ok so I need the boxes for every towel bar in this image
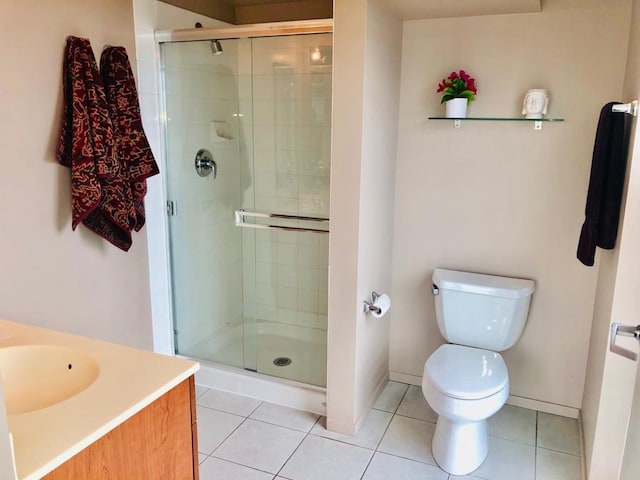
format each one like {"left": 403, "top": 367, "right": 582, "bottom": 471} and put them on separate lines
{"left": 234, "top": 209, "right": 330, "bottom": 234}
{"left": 612, "top": 100, "right": 638, "bottom": 116}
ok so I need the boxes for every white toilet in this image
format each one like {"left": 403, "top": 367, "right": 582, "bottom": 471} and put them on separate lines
{"left": 422, "top": 268, "right": 535, "bottom": 476}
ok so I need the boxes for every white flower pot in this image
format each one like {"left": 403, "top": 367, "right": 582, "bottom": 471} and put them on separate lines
{"left": 445, "top": 98, "right": 468, "bottom": 118}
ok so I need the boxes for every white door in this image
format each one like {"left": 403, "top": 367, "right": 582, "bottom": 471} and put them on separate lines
{"left": 585, "top": 112, "right": 640, "bottom": 479}
{"left": 620, "top": 362, "right": 640, "bottom": 479}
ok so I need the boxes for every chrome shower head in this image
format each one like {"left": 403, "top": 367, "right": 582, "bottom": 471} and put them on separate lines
{"left": 210, "top": 40, "right": 223, "bottom": 55}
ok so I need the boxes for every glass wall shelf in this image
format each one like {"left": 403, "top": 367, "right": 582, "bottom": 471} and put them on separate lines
{"left": 428, "top": 117, "right": 564, "bottom": 130}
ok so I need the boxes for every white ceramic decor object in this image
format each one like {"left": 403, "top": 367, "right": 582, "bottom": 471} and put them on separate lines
{"left": 522, "top": 89, "right": 549, "bottom": 119}
{"left": 445, "top": 98, "right": 468, "bottom": 118}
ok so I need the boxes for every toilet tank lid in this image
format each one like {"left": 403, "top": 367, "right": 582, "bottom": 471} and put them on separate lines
{"left": 433, "top": 268, "right": 535, "bottom": 299}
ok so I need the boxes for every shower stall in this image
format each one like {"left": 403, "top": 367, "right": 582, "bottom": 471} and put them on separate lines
{"left": 159, "top": 26, "right": 332, "bottom": 389}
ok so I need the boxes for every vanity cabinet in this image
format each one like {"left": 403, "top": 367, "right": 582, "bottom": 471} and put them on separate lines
{"left": 43, "top": 376, "right": 199, "bottom": 480}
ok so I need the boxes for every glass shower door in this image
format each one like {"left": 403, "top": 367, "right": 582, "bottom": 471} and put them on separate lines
{"left": 162, "top": 38, "right": 250, "bottom": 368}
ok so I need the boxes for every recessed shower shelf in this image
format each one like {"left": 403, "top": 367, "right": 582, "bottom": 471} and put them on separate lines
{"left": 428, "top": 117, "right": 565, "bottom": 130}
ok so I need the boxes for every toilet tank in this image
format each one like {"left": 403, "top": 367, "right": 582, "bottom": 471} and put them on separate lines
{"left": 432, "top": 269, "right": 535, "bottom": 351}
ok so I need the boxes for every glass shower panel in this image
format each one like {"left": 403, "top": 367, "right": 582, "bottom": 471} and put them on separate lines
{"left": 162, "top": 38, "right": 250, "bottom": 368}
{"left": 244, "top": 34, "right": 332, "bottom": 386}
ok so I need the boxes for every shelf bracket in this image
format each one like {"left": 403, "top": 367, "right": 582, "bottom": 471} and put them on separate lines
{"left": 534, "top": 120, "right": 542, "bottom": 130}
{"left": 454, "top": 119, "right": 462, "bottom": 129}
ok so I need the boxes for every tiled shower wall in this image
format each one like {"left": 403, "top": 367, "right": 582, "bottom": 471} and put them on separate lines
{"left": 241, "top": 34, "right": 332, "bottom": 344}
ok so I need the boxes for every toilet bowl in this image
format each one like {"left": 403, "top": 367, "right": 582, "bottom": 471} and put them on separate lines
{"left": 422, "top": 344, "right": 509, "bottom": 475}
{"left": 423, "top": 269, "right": 535, "bottom": 475}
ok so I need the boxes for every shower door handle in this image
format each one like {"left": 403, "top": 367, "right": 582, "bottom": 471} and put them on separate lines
{"left": 234, "top": 209, "right": 330, "bottom": 233}
{"left": 610, "top": 323, "right": 640, "bottom": 361}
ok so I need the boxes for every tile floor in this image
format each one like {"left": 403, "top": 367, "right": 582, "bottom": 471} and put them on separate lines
{"left": 195, "top": 381, "right": 584, "bottom": 480}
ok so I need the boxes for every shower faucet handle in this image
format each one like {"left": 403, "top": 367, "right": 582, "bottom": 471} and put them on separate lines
{"left": 195, "top": 149, "right": 217, "bottom": 178}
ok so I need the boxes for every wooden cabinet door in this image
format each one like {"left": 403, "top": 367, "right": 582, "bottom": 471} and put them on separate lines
{"left": 45, "top": 376, "right": 197, "bottom": 479}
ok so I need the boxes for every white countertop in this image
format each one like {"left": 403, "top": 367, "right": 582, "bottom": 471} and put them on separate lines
{"left": 0, "top": 319, "right": 199, "bottom": 480}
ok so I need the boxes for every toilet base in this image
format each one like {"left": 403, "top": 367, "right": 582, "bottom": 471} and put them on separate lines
{"left": 432, "top": 416, "right": 489, "bottom": 475}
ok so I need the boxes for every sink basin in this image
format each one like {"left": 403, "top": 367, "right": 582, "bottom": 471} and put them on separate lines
{"left": 0, "top": 345, "right": 99, "bottom": 415}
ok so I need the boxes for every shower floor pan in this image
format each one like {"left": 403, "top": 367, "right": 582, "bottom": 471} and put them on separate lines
{"left": 183, "top": 320, "right": 327, "bottom": 388}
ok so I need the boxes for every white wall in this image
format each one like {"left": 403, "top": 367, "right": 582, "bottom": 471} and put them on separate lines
{"left": 354, "top": 0, "right": 402, "bottom": 421}
{"left": 0, "top": 0, "right": 153, "bottom": 349}
{"left": 390, "top": 0, "right": 631, "bottom": 410}
{"left": 327, "top": 0, "right": 402, "bottom": 434}
{"left": 156, "top": 1, "right": 228, "bottom": 29}
{"left": 326, "top": 0, "right": 366, "bottom": 433}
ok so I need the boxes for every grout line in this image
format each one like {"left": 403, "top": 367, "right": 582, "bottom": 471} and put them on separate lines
{"left": 247, "top": 413, "right": 321, "bottom": 434}
{"left": 373, "top": 412, "right": 395, "bottom": 452}
{"left": 359, "top": 409, "right": 398, "bottom": 480}
{"left": 273, "top": 421, "right": 314, "bottom": 478}
{"left": 199, "top": 398, "right": 257, "bottom": 457}
{"left": 197, "top": 452, "right": 210, "bottom": 466}
{"left": 368, "top": 450, "right": 441, "bottom": 469}
{"left": 488, "top": 432, "right": 537, "bottom": 447}
{"left": 534, "top": 410, "right": 538, "bottom": 479}
{"left": 393, "top": 384, "right": 411, "bottom": 415}
{"left": 196, "top": 402, "right": 253, "bottom": 419}
{"left": 204, "top": 456, "right": 277, "bottom": 477}
{"left": 394, "top": 412, "right": 438, "bottom": 424}
{"left": 247, "top": 399, "right": 264, "bottom": 417}
{"left": 536, "top": 445, "right": 583, "bottom": 458}
{"left": 309, "top": 415, "right": 322, "bottom": 431}
{"left": 358, "top": 450, "right": 377, "bottom": 479}
{"left": 195, "top": 384, "right": 211, "bottom": 399}
{"left": 207, "top": 414, "right": 250, "bottom": 456}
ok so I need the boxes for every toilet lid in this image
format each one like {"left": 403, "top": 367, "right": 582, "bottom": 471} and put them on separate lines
{"left": 425, "top": 344, "right": 508, "bottom": 400}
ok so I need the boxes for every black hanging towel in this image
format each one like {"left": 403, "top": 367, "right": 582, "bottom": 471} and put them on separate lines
{"left": 577, "top": 102, "right": 629, "bottom": 266}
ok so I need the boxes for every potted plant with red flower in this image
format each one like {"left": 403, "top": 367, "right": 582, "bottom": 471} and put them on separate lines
{"left": 437, "top": 70, "right": 477, "bottom": 118}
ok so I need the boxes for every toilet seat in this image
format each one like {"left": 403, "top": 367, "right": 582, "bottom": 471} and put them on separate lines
{"left": 425, "top": 344, "right": 508, "bottom": 400}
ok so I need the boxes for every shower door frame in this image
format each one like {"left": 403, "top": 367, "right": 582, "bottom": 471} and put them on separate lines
{"left": 155, "top": 19, "right": 332, "bottom": 43}
{"left": 152, "top": 19, "right": 333, "bottom": 377}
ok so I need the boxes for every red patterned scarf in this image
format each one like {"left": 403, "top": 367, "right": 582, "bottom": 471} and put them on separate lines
{"left": 56, "top": 36, "right": 134, "bottom": 251}
{"left": 100, "top": 46, "right": 159, "bottom": 232}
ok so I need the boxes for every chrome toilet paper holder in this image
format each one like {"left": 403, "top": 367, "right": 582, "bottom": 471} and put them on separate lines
{"left": 363, "top": 291, "right": 382, "bottom": 314}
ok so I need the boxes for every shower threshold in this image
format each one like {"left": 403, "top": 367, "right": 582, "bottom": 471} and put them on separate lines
{"left": 186, "top": 357, "right": 327, "bottom": 415}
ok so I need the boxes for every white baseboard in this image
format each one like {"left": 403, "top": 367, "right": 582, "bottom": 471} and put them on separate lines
{"left": 389, "top": 371, "right": 422, "bottom": 386}
{"left": 326, "top": 372, "right": 390, "bottom": 436}
{"left": 326, "top": 417, "right": 356, "bottom": 435}
{"left": 389, "top": 371, "right": 580, "bottom": 419}
{"left": 577, "top": 410, "right": 587, "bottom": 480}
{"left": 356, "top": 372, "right": 390, "bottom": 430}
{"left": 506, "top": 394, "right": 579, "bottom": 419}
